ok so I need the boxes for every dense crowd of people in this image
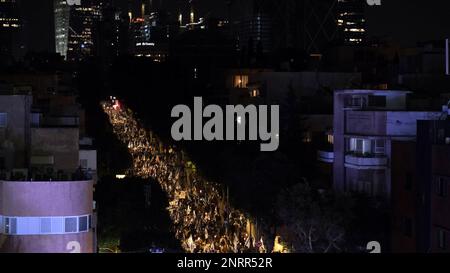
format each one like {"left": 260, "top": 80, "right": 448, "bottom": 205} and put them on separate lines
{"left": 102, "top": 99, "right": 271, "bottom": 253}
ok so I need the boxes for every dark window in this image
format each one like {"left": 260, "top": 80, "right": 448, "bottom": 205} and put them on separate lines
{"left": 368, "top": 95, "right": 387, "bottom": 108}
{"left": 65, "top": 217, "right": 77, "bottom": 233}
{"left": 402, "top": 217, "right": 413, "bottom": 238}
{"left": 5, "top": 217, "right": 9, "bottom": 234}
{"left": 405, "top": 172, "right": 413, "bottom": 191}
{"left": 79, "top": 216, "right": 88, "bottom": 232}
{"left": 437, "top": 178, "right": 448, "bottom": 197}
{"left": 438, "top": 229, "right": 447, "bottom": 250}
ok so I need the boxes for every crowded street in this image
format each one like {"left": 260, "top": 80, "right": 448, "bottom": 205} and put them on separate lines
{"left": 102, "top": 99, "right": 282, "bottom": 253}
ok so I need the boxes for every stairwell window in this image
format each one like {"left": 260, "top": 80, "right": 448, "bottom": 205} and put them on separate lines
{"left": 5, "top": 217, "right": 17, "bottom": 234}
{"left": 78, "top": 216, "right": 88, "bottom": 232}
{"left": 64, "top": 217, "right": 78, "bottom": 233}
{"left": 40, "top": 218, "right": 52, "bottom": 234}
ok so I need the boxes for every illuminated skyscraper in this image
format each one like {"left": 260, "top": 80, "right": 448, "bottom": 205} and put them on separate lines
{"left": 0, "top": 0, "right": 21, "bottom": 58}
{"left": 54, "top": 0, "right": 101, "bottom": 61}
{"left": 337, "top": 0, "right": 366, "bottom": 45}
{"left": 54, "top": 0, "right": 70, "bottom": 59}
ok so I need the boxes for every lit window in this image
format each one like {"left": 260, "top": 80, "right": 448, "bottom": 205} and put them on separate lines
{"left": 250, "top": 89, "right": 260, "bottom": 98}
{"left": 234, "top": 75, "right": 248, "bottom": 88}
{"left": 349, "top": 138, "right": 371, "bottom": 155}
{"left": 327, "top": 134, "right": 334, "bottom": 145}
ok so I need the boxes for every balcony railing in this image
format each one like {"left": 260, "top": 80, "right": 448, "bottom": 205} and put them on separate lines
{"left": 345, "top": 154, "right": 388, "bottom": 170}
{"left": 317, "top": 150, "right": 335, "bottom": 163}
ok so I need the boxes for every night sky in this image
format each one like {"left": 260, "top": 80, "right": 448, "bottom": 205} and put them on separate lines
{"left": 21, "top": 0, "right": 450, "bottom": 52}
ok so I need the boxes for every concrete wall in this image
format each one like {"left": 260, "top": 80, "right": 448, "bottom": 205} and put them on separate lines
{"left": 0, "top": 95, "right": 32, "bottom": 169}
{"left": 0, "top": 180, "right": 94, "bottom": 253}
{"left": 386, "top": 112, "right": 442, "bottom": 136}
{"left": 346, "top": 111, "right": 387, "bottom": 136}
{"left": 31, "top": 128, "right": 79, "bottom": 173}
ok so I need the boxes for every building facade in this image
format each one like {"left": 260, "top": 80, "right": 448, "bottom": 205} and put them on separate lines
{"left": 0, "top": 180, "right": 95, "bottom": 253}
{"left": 391, "top": 119, "right": 450, "bottom": 253}
{"left": 337, "top": 0, "right": 366, "bottom": 45}
{"left": 333, "top": 90, "right": 441, "bottom": 204}
{"left": 0, "top": 0, "right": 21, "bottom": 60}
{"left": 54, "top": 0, "right": 101, "bottom": 61}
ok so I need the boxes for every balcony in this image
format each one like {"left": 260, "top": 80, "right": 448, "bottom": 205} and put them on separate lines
{"left": 317, "top": 150, "right": 334, "bottom": 163}
{"left": 345, "top": 154, "right": 388, "bottom": 170}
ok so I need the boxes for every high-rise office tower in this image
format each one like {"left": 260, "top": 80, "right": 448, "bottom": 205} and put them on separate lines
{"left": 337, "top": 0, "right": 366, "bottom": 45}
{"left": 54, "top": 0, "right": 101, "bottom": 61}
{"left": 0, "top": 0, "right": 22, "bottom": 59}
{"left": 230, "top": 0, "right": 366, "bottom": 55}
{"left": 230, "top": 0, "right": 343, "bottom": 54}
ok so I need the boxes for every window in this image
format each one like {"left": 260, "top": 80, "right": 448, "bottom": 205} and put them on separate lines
{"left": 31, "top": 113, "right": 40, "bottom": 127}
{"left": 250, "top": 89, "right": 260, "bottom": 98}
{"left": 402, "top": 217, "right": 413, "bottom": 238}
{"left": 327, "top": 134, "right": 334, "bottom": 145}
{"left": 345, "top": 95, "right": 366, "bottom": 108}
{"left": 438, "top": 229, "right": 447, "bottom": 250}
{"left": 5, "top": 217, "right": 17, "bottom": 234}
{"left": 88, "top": 215, "right": 92, "bottom": 229}
{"left": 368, "top": 95, "right": 387, "bottom": 108}
{"left": 40, "top": 218, "right": 51, "bottom": 234}
{"left": 80, "top": 159, "right": 88, "bottom": 169}
{"left": 375, "top": 139, "right": 385, "bottom": 155}
{"left": 78, "top": 216, "right": 88, "bottom": 232}
{"left": 437, "top": 178, "right": 448, "bottom": 197}
{"left": 0, "top": 113, "right": 7, "bottom": 128}
{"left": 5, "top": 218, "right": 9, "bottom": 234}
{"left": 405, "top": 172, "right": 413, "bottom": 191}
{"left": 356, "top": 139, "right": 363, "bottom": 152}
{"left": 65, "top": 217, "right": 78, "bottom": 233}
{"left": 1, "top": 215, "right": 90, "bottom": 235}
{"left": 350, "top": 138, "right": 368, "bottom": 154}
{"left": 234, "top": 75, "right": 248, "bottom": 88}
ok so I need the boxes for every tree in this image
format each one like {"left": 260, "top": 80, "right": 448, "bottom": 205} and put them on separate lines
{"left": 275, "top": 182, "right": 354, "bottom": 253}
